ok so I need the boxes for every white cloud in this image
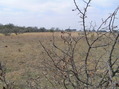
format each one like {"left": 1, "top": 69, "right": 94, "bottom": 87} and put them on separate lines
{"left": 0, "top": 0, "right": 118, "bottom": 29}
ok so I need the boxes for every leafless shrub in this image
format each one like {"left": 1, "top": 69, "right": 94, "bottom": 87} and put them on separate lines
{"left": 40, "top": 0, "right": 119, "bottom": 89}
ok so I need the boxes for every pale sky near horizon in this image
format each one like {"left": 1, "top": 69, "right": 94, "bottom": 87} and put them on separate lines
{"left": 0, "top": 0, "right": 119, "bottom": 30}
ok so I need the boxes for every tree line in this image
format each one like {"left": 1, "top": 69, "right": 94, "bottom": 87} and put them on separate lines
{"left": 0, "top": 23, "right": 111, "bottom": 36}
{"left": 0, "top": 23, "right": 78, "bottom": 36}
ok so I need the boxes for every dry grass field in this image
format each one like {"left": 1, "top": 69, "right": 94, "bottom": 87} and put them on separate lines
{"left": 0, "top": 32, "right": 81, "bottom": 89}
{"left": 0, "top": 32, "right": 52, "bottom": 88}
{"left": 0, "top": 32, "right": 119, "bottom": 89}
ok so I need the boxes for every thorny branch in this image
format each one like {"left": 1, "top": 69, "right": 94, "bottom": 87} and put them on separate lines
{"left": 39, "top": 0, "right": 119, "bottom": 89}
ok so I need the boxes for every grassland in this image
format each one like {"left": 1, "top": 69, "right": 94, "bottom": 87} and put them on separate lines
{"left": 0, "top": 32, "right": 80, "bottom": 89}
{"left": 0, "top": 32, "right": 119, "bottom": 89}
{"left": 0, "top": 32, "right": 54, "bottom": 88}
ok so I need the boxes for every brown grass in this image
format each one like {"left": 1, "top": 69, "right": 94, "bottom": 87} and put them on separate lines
{"left": 0, "top": 32, "right": 118, "bottom": 89}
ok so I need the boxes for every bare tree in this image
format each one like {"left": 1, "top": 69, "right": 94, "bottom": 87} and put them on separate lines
{"left": 40, "top": 0, "right": 119, "bottom": 89}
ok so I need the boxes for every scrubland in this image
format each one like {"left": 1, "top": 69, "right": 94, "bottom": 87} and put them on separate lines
{"left": 0, "top": 32, "right": 119, "bottom": 89}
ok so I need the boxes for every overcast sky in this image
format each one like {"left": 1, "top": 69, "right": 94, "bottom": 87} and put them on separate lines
{"left": 0, "top": 0, "right": 119, "bottom": 30}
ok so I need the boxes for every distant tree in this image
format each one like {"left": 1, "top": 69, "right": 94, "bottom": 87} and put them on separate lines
{"left": 26, "top": 27, "right": 33, "bottom": 32}
{"left": 0, "top": 24, "right": 4, "bottom": 33}
{"left": 2, "top": 28, "right": 12, "bottom": 36}
{"left": 39, "top": 27, "right": 47, "bottom": 32}
{"left": 32, "top": 27, "right": 39, "bottom": 32}
{"left": 4, "top": 23, "right": 14, "bottom": 29}
{"left": 97, "top": 30, "right": 107, "bottom": 32}
{"left": 49, "top": 27, "right": 55, "bottom": 32}
{"left": 12, "top": 27, "right": 20, "bottom": 35}
{"left": 65, "top": 28, "right": 76, "bottom": 32}
{"left": 1, "top": 23, "right": 14, "bottom": 36}
{"left": 55, "top": 27, "right": 61, "bottom": 32}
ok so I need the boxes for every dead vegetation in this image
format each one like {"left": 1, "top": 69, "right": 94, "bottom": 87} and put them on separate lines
{"left": 0, "top": 0, "right": 119, "bottom": 89}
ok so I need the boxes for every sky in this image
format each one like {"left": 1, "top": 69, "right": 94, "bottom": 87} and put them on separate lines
{"left": 0, "top": 0, "right": 119, "bottom": 30}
